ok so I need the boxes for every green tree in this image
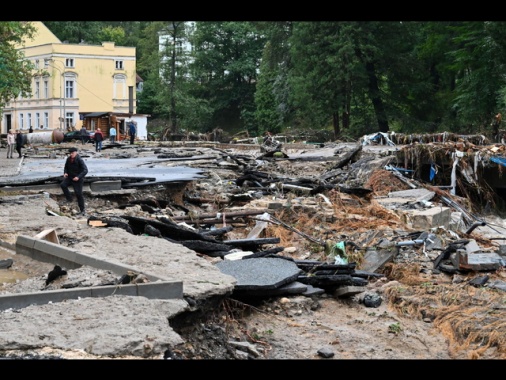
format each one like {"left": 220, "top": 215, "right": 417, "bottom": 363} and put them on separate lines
{"left": 44, "top": 21, "right": 103, "bottom": 44}
{"left": 96, "top": 25, "right": 127, "bottom": 46}
{"left": 254, "top": 22, "right": 294, "bottom": 135}
{"left": 399, "top": 21, "right": 460, "bottom": 133}
{"left": 190, "top": 21, "right": 266, "bottom": 135}
{"left": 288, "top": 22, "right": 368, "bottom": 139}
{"left": 449, "top": 21, "right": 506, "bottom": 137}
{"left": 0, "top": 22, "right": 36, "bottom": 109}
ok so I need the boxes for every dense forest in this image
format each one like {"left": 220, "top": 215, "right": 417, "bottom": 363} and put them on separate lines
{"left": 3, "top": 21, "right": 506, "bottom": 142}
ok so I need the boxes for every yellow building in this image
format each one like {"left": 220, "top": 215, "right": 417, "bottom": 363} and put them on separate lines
{"left": 1, "top": 21, "right": 140, "bottom": 135}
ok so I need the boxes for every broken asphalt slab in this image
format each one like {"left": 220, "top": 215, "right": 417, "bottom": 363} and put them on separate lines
{"left": 216, "top": 257, "right": 301, "bottom": 291}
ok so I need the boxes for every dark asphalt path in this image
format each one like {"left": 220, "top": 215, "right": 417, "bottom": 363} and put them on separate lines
{"left": 0, "top": 152, "right": 205, "bottom": 185}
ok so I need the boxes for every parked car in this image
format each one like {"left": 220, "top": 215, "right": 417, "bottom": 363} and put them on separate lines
{"left": 62, "top": 130, "right": 95, "bottom": 143}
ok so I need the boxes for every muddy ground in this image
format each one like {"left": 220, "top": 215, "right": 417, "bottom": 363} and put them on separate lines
{"left": 0, "top": 142, "right": 505, "bottom": 360}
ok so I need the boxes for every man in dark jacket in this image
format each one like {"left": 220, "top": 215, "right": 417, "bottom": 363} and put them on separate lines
{"left": 80, "top": 126, "right": 88, "bottom": 145}
{"left": 15, "top": 130, "right": 24, "bottom": 158}
{"left": 128, "top": 122, "right": 136, "bottom": 145}
{"left": 60, "top": 147, "right": 88, "bottom": 216}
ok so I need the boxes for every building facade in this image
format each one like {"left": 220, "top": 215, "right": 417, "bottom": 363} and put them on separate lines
{"left": 1, "top": 22, "right": 147, "bottom": 139}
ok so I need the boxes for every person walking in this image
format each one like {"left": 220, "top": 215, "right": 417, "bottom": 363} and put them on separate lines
{"left": 109, "top": 125, "right": 117, "bottom": 143}
{"left": 128, "top": 121, "right": 136, "bottom": 145}
{"left": 60, "top": 147, "right": 88, "bottom": 216}
{"left": 28, "top": 126, "right": 33, "bottom": 133}
{"left": 6, "top": 129, "right": 15, "bottom": 159}
{"left": 94, "top": 128, "right": 104, "bottom": 152}
{"left": 15, "top": 130, "right": 24, "bottom": 158}
{"left": 80, "top": 126, "right": 88, "bottom": 145}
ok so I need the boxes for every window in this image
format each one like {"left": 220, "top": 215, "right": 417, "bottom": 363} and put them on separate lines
{"left": 35, "top": 59, "right": 40, "bottom": 69}
{"left": 115, "top": 60, "right": 124, "bottom": 70}
{"left": 19, "top": 114, "right": 24, "bottom": 130}
{"left": 36, "top": 113, "right": 40, "bottom": 129}
{"left": 175, "top": 40, "right": 183, "bottom": 55}
{"left": 65, "top": 112, "right": 74, "bottom": 129}
{"left": 65, "top": 79, "right": 74, "bottom": 99}
{"left": 113, "top": 74, "right": 126, "bottom": 99}
{"left": 35, "top": 81, "right": 40, "bottom": 99}
{"left": 44, "top": 112, "right": 48, "bottom": 129}
{"left": 65, "top": 58, "right": 74, "bottom": 68}
{"left": 44, "top": 80, "right": 48, "bottom": 98}
{"left": 27, "top": 113, "right": 32, "bottom": 129}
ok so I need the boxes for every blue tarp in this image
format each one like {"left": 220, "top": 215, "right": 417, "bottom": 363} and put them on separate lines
{"left": 490, "top": 156, "right": 506, "bottom": 167}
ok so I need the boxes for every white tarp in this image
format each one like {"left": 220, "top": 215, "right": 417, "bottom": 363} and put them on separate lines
{"left": 361, "top": 132, "right": 396, "bottom": 146}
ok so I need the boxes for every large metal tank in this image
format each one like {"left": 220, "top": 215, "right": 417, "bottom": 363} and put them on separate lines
{"left": 24, "top": 130, "right": 64, "bottom": 145}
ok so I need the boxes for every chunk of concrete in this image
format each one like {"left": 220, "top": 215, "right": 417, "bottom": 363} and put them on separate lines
{"left": 359, "top": 248, "right": 396, "bottom": 273}
{"left": 90, "top": 180, "right": 122, "bottom": 192}
{"left": 216, "top": 257, "right": 301, "bottom": 290}
{"left": 465, "top": 239, "right": 481, "bottom": 254}
{"left": 456, "top": 251, "right": 506, "bottom": 271}
{"left": 403, "top": 207, "right": 451, "bottom": 229}
{"left": 388, "top": 188, "right": 435, "bottom": 200}
{"left": 333, "top": 286, "right": 365, "bottom": 298}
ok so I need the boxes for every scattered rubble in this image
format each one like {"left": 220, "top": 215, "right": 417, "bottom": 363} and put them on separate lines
{"left": 0, "top": 137, "right": 505, "bottom": 359}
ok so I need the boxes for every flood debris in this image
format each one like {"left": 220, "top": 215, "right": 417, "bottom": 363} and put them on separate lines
{"left": 2, "top": 137, "right": 506, "bottom": 359}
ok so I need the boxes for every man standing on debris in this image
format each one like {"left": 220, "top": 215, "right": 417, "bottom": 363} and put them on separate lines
{"left": 80, "top": 126, "right": 88, "bottom": 145}
{"left": 128, "top": 121, "right": 136, "bottom": 145}
{"left": 60, "top": 147, "right": 88, "bottom": 216}
{"left": 109, "top": 125, "right": 117, "bottom": 143}
{"left": 94, "top": 128, "right": 104, "bottom": 152}
{"left": 15, "top": 130, "right": 24, "bottom": 158}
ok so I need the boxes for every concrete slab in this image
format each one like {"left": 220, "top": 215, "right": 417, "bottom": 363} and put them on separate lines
{"left": 359, "top": 248, "right": 396, "bottom": 273}
{"left": 90, "top": 180, "right": 122, "bottom": 192}
{"left": 465, "top": 240, "right": 481, "bottom": 254}
{"left": 216, "top": 257, "right": 301, "bottom": 290}
{"left": 457, "top": 252, "right": 506, "bottom": 271}
{"left": 17, "top": 235, "right": 168, "bottom": 281}
{"left": 0, "top": 281, "right": 184, "bottom": 311}
{"left": 403, "top": 207, "right": 451, "bottom": 229}
{"left": 333, "top": 286, "right": 365, "bottom": 298}
{"left": 10, "top": 235, "right": 184, "bottom": 310}
{"left": 388, "top": 188, "right": 435, "bottom": 199}
{"left": 302, "top": 284, "right": 326, "bottom": 296}
{"left": 32, "top": 239, "right": 80, "bottom": 269}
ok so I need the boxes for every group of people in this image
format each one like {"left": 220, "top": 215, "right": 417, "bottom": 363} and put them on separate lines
{"left": 79, "top": 122, "right": 135, "bottom": 150}
{"left": 5, "top": 122, "right": 137, "bottom": 217}
{"left": 6, "top": 129, "right": 24, "bottom": 159}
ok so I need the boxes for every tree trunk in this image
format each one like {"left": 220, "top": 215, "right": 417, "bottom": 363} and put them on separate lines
{"left": 332, "top": 111, "right": 340, "bottom": 140}
{"left": 365, "top": 61, "right": 389, "bottom": 133}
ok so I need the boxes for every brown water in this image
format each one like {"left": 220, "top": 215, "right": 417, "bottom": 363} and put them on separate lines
{"left": 0, "top": 247, "right": 30, "bottom": 283}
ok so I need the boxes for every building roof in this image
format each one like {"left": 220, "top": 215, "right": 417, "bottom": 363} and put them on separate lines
{"left": 81, "top": 112, "right": 110, "bottom": 118}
